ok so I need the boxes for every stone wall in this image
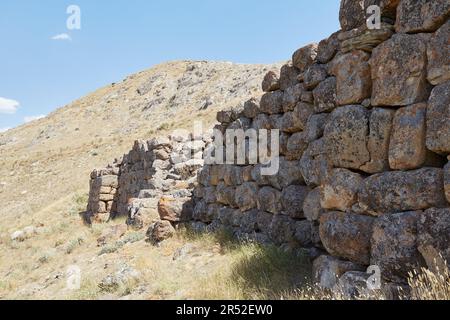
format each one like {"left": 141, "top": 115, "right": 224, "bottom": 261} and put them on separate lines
{"left": 189, "top": 0, "right": 450, "bottom": 295}
{"left": 87, "top": 0, "right": 450, "bottom": 297}
{"left": 86, "top": 134, "right": 210, "bottom": 230}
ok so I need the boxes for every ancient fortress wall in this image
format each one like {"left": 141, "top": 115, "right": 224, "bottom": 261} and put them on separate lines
{"left": 87, "top": 0, "right": 450, "bottom": 296}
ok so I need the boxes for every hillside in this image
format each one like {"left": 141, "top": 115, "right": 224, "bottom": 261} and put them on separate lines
{"left": 0, "top": 61, "right": 279, "bottom": 221}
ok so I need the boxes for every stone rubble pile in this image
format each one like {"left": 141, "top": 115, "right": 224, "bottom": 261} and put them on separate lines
{"left": 86, "top": 0, "right": 449, "bottom": 298}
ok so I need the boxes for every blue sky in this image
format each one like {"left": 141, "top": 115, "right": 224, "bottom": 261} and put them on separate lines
{"left": 0, "top": 1, "right": 340, "bottom": 131}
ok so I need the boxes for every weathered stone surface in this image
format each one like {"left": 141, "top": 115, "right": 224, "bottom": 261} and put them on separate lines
{"left": 389, "top": 103, "right": 427, "bottom": 170}
{"left": 426, "top": 81, "right": 450, "bottom": 154}
{"left": 223, "top": 165, "right": 242, "bottom": 186}
{"left": 317, "top": 31, "right": 340, "bottom": 64}
{"left": 259, "top": 91, "right": 283, "bottom": 115}
{"left": 281, "top": 185, "right": 310, "bottom": 219}
{"left": 304, "top": 64, "right": 328, "bottom": 90}
{"left": 427, "top": 20, "right": 450, "bottom": 85}
{"left": 257, "top": 186, "right": 282, "bottom": 214}
{"left": 243, "top": 97, "right": 261, "bottom": 119}
{"left": 252, "top": 113, "right": 272, "bottom": 131}
{"left": 371, "top": 211, "right": 425, "bottom": 283}
{"left": 445, "top": 162, "right": 450, "bottom": 203}
{"left": 269, "top": 215, "right": 296, "bottom": 245}
{"left": 321, "top": 169, "right": 364, "bottom": 212}
{"left": 370, "top": 34, "right": 431, "bottom": 107}
{"left": 286, "top": 132, "right": 308, "bottom": 161}
{"left": 313, "top": 77, "right": 337, "bottom": 113}
{"left": 339, "top": 23, "right": 394, "bottom": 53}
{"left": 313, "top": 255, "right": 365, "bottom": 289}
{"left": 396, "top": 0, "right": 450, "bottom": 34}
{"left": 330, "top": 51, "right": 372, "bottom": 105}
{"left": 235, "top": 182, "right": 259, "bottom": 212}
{"left": 294, "top": 220, "right": 313, "bottom": 247}
{"left": 158, "top": 196, "right": 193, "bottom": 222}
{"left": 293, "top": 102, "right": 314, "bottom": 130}
{"left": 417, "top": 208, "right": 450, "bottom": 272}
{"left": 147, "top": 220, "right": 175, "bottom": 243}
{"left": 364, "top": 0, "right": 400, "bottom": 19}
{"left": 282, "top": 84, "right": 305, "bottom": 112}
{"left": 339, "top": 0, "right": 366, "bottom": 31}
{"left": 268, "top": 157, "right": 305, "bottom": 190}
{"left": 280, "top": 112, "right": 302, "bottom": 133}
{"left": 262, "top": 71, "right": 280, "bottom": 92}
{"left": 324, "top": 105, "right": 370, "bottom": 170}
{"left": 279, "top": 63, "right": 299, "bottom": 91}
{"left": 216, "top": 182, "right": 237, "bottom": 208}
{"left": 360, "top": 108, "right": 395, "bottom": 173}
{"left": 358, "top": 168, "right": 448, "bottom": 215}
{"left": 303, "top": 188, "right": 325, "bottom": 222}
{"left": 300, "top": 138, "right": 332, "bottom": 187}
{"left": 292, "top": 44, "right": 318, "bottom": 72}
{"left": 320, "top": 211, "right": 375, "bottom": 265}
{"left": 304, "top": 114, "right": 328, "bottom": 143}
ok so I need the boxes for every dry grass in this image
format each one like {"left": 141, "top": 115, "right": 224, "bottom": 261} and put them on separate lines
{"left": 408, "top": 259, "right": 450, "bottom": 300}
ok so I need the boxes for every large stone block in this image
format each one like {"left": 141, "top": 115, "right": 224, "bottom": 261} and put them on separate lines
{"left": 216, "top": 183, "right": 237, "bottom": 208}
{"left": 396, "top": 0, "right": 450, "bottom": 33}
{"left": 294, "top": 220, "right": 313, "bottom": 247}
{"left": 279, "top": 63, "right": 300, "bottom": 91}
{"left": 317, "top": 31, "right": 340, "bottom": 64}
{"left": 313, "top": 77, "right": 337, "bottom": 113}
{"left": 320, "top": 169, "right": 364, "bottom": 212}
{"left": 243, "top": 97, "right": 261, "bottom": 119}
{"left": 259, "top": 91, "right": 283, "bottom": 115}
{"left": 257, "top": 186, "right": 282, "bottom": 214}
{"left": 358, "top": 168, "right": 447, "bottom": 215}
{"left": 282, "top": 83, "right": 305, "bottom": 112}
{"left": 389, "top": 103, "right": 427, "bottom": 170}
{"left": 281, "top": 185, "right": 310, "bottom": 219}
{"left": 292, "top": 43, "right": 318, "bottom": 72}
{"left": 324, "top": 105, "right": 370, "bottom": 170}
{"left": 262, "top": 71, "right": 280, "bottom": 92}
{"left": 286, "top": 132, "right": 308, "bottom": 161}
{"left": 158, "top": 196, "right": 193, "bottom": 222}
{"left": 303, "top": 188, "right": 325, "bottom": 222}
{"left": 426, "top": 81, "right": 450, "bottom": 154}
{"left": 313, "top": 255, "right": 365, "bottom": 289}
{"left": 235, "top": 182, "right": 259, "bottom": 212}
{"left": 339, "top": 0, "right": 366, "bottom": 31}
{"left": 370, "top": 34, "right": 431, "bottom": 107}
{"left": 330, "top": 51, "right": 372, "bottom": 105}
{"left": 299, "top": 138, "right": 332, "bottom": 187}
{"left": 445, "top": 162, "right": 450, "bottom": 203}
{"left": 427, "top": 20, "right": 450, "bottom": 85}
{"left": 267, "top": 157, "right": 305, "bottom": 190}
{"left": 269, "top": 215, "right": 296, "bottom": 245}
{"left": 320, "top": 211, "right": 375, "bottom": 265}
{"left": 339, "top": 23, "right": 394, "bottom": 53}
{"left": 417, "top": 208, "right": 450, "bottom": 272}
{"left": 360, "top": 108, "right": 395, "bottom": 173}
{"left": 371, "top": 211, "right": 425, "bottom": 283}
{"left": 304, "top": 64, "right": 328, "bottom": 90}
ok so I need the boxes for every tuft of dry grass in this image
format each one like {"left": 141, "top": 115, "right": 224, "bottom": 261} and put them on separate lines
{"left": 408, "top": 259, "right": 450, "bottom": 300}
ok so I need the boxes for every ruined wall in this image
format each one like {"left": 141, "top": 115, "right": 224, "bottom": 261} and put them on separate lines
{"left": 87, "top": 0, "right": 450, "bottom": 297}
{"left": 190, "top": 0, "right": 450, "bottom": 294}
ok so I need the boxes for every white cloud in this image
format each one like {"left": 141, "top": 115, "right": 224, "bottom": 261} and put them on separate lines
{"left": 51, "top": 33, "right": 72, "bottom": 41}
{"left": 0, "top": 97, "right": 20, "bottom": 114}
{"left": 0, "top": 127, "right": 10, "bottom": 133}
{"left": 24, "top": 115, "right": 45, "bottom": 123}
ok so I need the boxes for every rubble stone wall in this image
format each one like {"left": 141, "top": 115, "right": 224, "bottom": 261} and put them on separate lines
{"left": 87, "top": 0, "right": 450, "bottom": 296}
